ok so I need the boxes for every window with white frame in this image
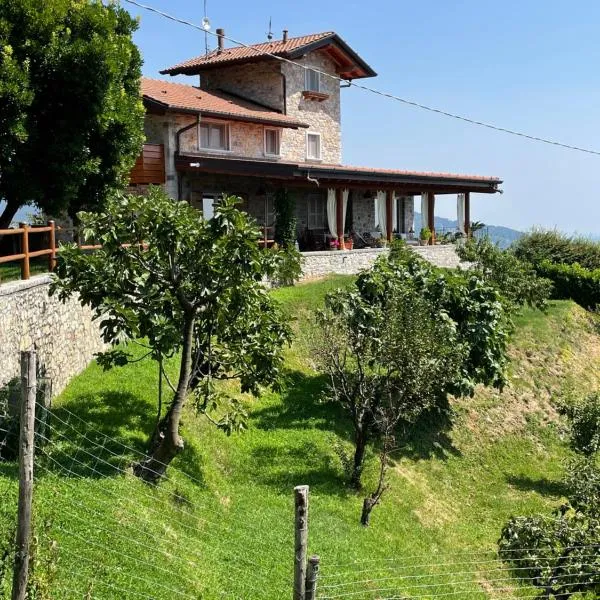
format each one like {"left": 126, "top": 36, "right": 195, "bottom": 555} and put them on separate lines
{"left": 306, "top": 133, "right": 321, "bottom": 160}
{"left": 305, "top": 69, "right": 320, "bottom": 92}
{"left": 264, "top": 128, "right": 281, "bottom": 156}
{"left": 307, "top": 194, "right": 325, "bottom": 229}
{"left": 199, "top": 121, "right": 230, "bottom": 151}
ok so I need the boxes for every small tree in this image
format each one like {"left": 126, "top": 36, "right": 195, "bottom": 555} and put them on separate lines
{"left": 52, "top": 188, "right": 291, "bottom": 481}
{"left": 457, "top": 236, "right": 553, "bottom": 311}
{"left": 317, "top": 285, "right": 465, "bottom": 492}
{"left": 0, "top": 0, "right": 144, "bottom": 228}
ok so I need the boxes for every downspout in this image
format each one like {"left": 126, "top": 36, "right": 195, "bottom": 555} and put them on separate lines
{"left": 176, "top": 115, "right": 200, "bottom": 201}
{"left": 278, "top": 70, "right": 287, "bottom": 115}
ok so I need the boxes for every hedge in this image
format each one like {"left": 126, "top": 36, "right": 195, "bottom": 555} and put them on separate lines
{"left": 537, "top": 260, "right": 600, "bottom": 309}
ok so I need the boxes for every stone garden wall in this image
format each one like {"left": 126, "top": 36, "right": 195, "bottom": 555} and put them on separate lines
{"left": 300, "top": 244, "right": 466, "bottom": 279}
{"left": 0, "top": 276, "right": 105, "bottom": 397}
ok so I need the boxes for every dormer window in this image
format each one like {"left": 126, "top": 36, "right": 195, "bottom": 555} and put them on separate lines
{"left": 305, "top": 69, "right": 320, "bottom": 92}
{"left": 264, "top": 128, "right": 281, "bottom": 156}
{"left": 199, "top": 121, "right": 230, "bottom": 151}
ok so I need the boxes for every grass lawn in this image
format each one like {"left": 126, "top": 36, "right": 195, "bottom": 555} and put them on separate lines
{"left": 0, "top": 258, "right": 50, "bottom": 284}
{"left": 1, "top": 276, "right": 599, "bottom": 599}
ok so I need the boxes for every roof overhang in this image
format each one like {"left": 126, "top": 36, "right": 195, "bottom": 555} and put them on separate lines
{"left": 143, "top": 97, "right": 309, "bottom": 129}
{"left": 174, "top": 154, "right": 502, "bottom": 194}
{"left": 161, "top": 33, "right": 376, "bottom": 80}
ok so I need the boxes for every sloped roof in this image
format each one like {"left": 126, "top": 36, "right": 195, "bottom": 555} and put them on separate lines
{"left": 160, "top": 31, "right": 377, "bottom": 79}
{"left": 141, "top": 78, "right": 308, "bottom": 128}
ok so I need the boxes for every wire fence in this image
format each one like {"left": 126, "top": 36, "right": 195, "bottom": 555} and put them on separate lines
{"left": 2, "top": 356, "right": 600, "bottom": 599}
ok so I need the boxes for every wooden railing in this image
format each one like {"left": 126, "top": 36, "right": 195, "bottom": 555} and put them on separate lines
{"left": 0, "top": 222, "right": 56, "bottom": 281}
{"left": 129, "top": 144, "right": 166, "bottom": 185}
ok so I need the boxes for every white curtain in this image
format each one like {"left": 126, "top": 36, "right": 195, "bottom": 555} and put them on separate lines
{"left": 326, "top": 188, "right": 337, "bottom": 237}
{"left": 342, "top": 189, "right": 349, "bottom": 234}
{"left": 392, "top": 195, "right": 398, "bottom": 232}
{"left": 421, "top": 193, "right": 429, "bottom": 232}
{"left": 457, "top": 193, "right": 465, "bottom": 233}
{"left": 376, "top": 190, "right": 387, "bottom": 234}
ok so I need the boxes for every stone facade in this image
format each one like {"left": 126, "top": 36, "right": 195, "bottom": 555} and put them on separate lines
{"left": 200, "top": 62, "right": 284, "bottom": 112}
{"left": 0, "top": 276, "right": 105, "bottom": 397}
{"left": 280, "top": 53, "right": 342, "bottom": 164}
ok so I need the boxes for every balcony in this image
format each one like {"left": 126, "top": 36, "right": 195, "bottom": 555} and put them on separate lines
{"left": 129, "top": 144, "right": 166, "bottom": 185}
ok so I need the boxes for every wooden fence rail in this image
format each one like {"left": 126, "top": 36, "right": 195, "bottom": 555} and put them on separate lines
{"left": 0, "top": 222, "right": 56, "bottom": 281}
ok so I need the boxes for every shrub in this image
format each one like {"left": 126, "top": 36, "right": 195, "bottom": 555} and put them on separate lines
{"left": 513, "top": 230, "right": 600, "bottom": 270}
{"left": 273, "top": 189, "right": 297, "bottom": 248}
{"left": 560, "top": 391, "right": 600, "bottom": 457}
{"left": 537, "top": 260, "right": 600, "bottom": 309}
{"left": 457, "top": 237, "right": 552, "bottom": 311}
{"left": 273, "top": 245, "right": 303, "bottom": 287}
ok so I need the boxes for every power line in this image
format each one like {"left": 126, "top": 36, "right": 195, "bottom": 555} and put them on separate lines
{"left": 121, "top": 0, "right": 600, "bottom": 157}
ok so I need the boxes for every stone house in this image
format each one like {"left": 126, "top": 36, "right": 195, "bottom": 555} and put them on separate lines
{"left": 130, "top": 30, "right": 501, "bottom": 252}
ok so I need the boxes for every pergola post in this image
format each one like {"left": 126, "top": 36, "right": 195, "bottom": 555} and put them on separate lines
{"left": 427, "top": 193, "right": 435, "bottom": 245}
{"left": 464, "top": 191, "right": 471, "bottom": 237}
{"left": 336, "top": 188, "right": 344, "bottom": 249}
{"left": 385, "top": 190, "right": 393, "bottom": 242}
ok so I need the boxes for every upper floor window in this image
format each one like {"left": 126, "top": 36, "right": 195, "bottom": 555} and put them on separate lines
{"left": 199, "top": 121, "right": 230, "bottom": 151}
{"left": 264, "top": 128, "right": 281, "bottom": 156}
{"left": 306, "top": 132, "right": 322, "bottom": 160}
{"left": 305, "top": 69, "right": 320, "bottom": 92}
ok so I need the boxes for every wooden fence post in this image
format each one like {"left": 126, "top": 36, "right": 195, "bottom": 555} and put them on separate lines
{"left": 47, "top": 221, "right": 56, "bottom": 272}
{"left": 12, "top": 350, "right": 37, "bottom": 600}
{"left": 305, "top": 555, "right": 320, "bottom": 600}
{"left": 293, "top": 485, "right": 309, "bottom": 600}
{"left": 19, "top": 224, "right": 30, "bottom": 281}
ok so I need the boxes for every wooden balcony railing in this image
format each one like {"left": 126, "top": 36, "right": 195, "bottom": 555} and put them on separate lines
{"left": 129, "top": 143, "right": 166, "bottom": 185}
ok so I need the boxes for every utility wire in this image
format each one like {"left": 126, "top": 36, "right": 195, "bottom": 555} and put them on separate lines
{"left": 121, "top": 0, "right": 600, "bottom": 157}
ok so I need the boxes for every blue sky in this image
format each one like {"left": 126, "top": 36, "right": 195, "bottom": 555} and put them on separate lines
{"left": 20, "top": 0, "right": 600, "bottom": 232}
{"left": 123, "top": 0, "right": 600, "bottom": 233}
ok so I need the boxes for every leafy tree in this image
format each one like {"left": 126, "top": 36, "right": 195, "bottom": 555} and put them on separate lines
{"left": 273, "top": 189, "right": 297, "bottom": 248}
{"left": 317, "top": 282, "right": 465, "bottom": 492}
{"left": 457, "top": 237, "right": 552, "bottom": 311}
{"left": 0, "top": 0, "right": 144, "bottom": 228}
{"left": 316, "top": 243, "right": 510, "bottom": 500}
{"left": 52, "top": 188, "right": 291, "bottom": 481}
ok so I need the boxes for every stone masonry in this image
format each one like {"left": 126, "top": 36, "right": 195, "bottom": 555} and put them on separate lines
{"left": 0, "top": 276, "right": 105, "bottom": 397}
{"left": 300, "top": 244, "right": 467, "bottom": 279}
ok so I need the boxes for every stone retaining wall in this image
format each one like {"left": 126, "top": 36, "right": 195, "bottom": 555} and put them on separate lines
{"left": 0, "top": 276, "right": 105, "bottom": 397}
{"left": 300, "top": 244, "right": 466, "bottom": 279}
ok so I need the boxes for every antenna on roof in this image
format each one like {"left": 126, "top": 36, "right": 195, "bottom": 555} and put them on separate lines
{"left": 202, "top": 0, "right": 210, "bottom": 55}
{"left": 267, "top": 17, "right": 273, "bottom": 41}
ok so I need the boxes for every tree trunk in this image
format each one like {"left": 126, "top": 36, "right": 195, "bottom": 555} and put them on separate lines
{"left": 0, "top": 198, "right": 21, "bottom": 231}
{"left": 360, "top": 497, "right": 375, "bottom": 526}
{"left": 350, "top": 429, "right": 367, "bottom": 490}
{"left": 134, "top": 313, "right": 195, "bottom": 482}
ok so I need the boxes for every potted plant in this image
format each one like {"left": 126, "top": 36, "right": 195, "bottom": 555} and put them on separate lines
{"left": 344, "top": 235, "right": 354, "bottom": 250}
{"left": 419, "top": 227, "right": 432, "bottom": 246}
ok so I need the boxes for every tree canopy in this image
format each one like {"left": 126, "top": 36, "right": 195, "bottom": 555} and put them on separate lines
{"left": 0, "top": 0, "right": 144, "bottom": 228}
{"left": 52, "top": 188, "right": 292, "bottom": 481}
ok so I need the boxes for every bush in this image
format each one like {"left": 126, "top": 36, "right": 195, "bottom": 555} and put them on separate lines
{"left": 537, "top": 260, "right": 600, "bottom": 309}
{"left": 273, "top": 245, "right": 303, "bottom": 287}
{"left": 560, "top": 391, "right": 600, "bottom": 457}
{"left": 513, "top": 230, "right": 600, "bottom": 270}
{"left": 358, "top": 245, "right": 511, "bottom": 394}
{"left": 457, "top": 237, "right": 552, "bottom": 311}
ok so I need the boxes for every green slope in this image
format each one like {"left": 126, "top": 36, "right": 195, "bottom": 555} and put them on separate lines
{"left": 1, "top": 277, "right": 599, "bottom": 599}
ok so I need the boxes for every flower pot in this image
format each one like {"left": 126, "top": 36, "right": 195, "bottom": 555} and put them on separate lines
{"left": 344, "top": 239, "right": 354, "bottom": 250}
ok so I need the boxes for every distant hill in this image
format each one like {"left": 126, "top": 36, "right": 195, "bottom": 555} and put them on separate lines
{"left": 414, "top": 212, "right": 523, "bottom": 248}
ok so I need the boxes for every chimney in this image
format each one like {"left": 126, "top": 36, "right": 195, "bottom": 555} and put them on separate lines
{"left": 282, "top": 29, "right": 289, "bottom": 42}
{"left": 216, "top": 28, "right": 225, "bottom": 53}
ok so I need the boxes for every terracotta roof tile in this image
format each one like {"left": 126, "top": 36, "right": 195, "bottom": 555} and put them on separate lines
{"left": 161, "top": 32, "right": 335, "bottom": 73}
{"left": 141, "top": 77, "right": 308, "bottom": 128}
